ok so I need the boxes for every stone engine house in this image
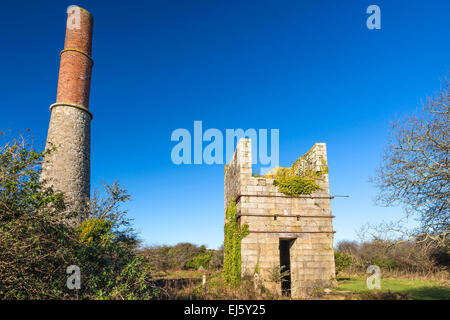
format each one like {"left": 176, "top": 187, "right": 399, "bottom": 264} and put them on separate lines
{"left": 224, "top": 139, "right": 336, "bottom": 298}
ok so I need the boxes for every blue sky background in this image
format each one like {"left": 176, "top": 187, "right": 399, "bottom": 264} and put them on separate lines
{"left": 1, "top": 0, "right": 449, "bottom": 249}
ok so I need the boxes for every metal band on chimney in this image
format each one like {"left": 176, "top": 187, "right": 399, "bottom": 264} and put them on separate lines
{"left": 60, "top": 48, "right": 94, "bottom": 66}
{"left": 50, "top": 102, "right": 93, "bottom": 120}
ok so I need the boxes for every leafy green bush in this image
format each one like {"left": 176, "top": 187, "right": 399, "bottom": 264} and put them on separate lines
{"left": 209, "top": 245, "right": 224, "bottom": 269}
{"left": 374, "top": 258, "right": 397, "bottom": 270}
{"left": 167, "top": 243, "right": 207, "bottom": 269}
{"left": 77, "top": 218, "right": 114, "bottom": 246}
{"left": 334, "top": 250, "right": 352, "bottom": 276}
{"left": 185, "top": 251, "right": 213, "bottom": 270}
{"left": 141, "top": 243, "right": 223, "bottom": 271}
{"left": 0, "top": 136, "right": 156, "bottom": 300}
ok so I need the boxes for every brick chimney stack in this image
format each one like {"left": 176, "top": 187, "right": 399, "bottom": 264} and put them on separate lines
{"left": 41, "top": 6, "right": 94, "bottom": 223}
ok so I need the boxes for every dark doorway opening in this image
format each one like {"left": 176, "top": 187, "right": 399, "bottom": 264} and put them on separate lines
{"left": 279, "top": 239, "right": 295, "bottom": 297}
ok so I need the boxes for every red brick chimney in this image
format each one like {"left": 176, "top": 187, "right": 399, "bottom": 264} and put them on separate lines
{"left": 55, "top": 5, "right": 93, "bottom": 115}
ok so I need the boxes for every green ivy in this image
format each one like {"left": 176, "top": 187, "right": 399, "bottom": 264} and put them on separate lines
{"left": 273, "top": 176, "right": 320, "bottom": 196}
{"left": 254, "top": 247, "right": 261, "bottom": 274}
{"left": 271, "top": 157, "right": 328, "bottom": 196}
{"left": 223, "top": 199, "right": 249, "bottom": 287}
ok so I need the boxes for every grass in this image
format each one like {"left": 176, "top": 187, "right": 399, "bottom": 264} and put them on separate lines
{"left": 335, "top": 276, "right": 450, "bottom": 300}
{"left": 150, "top": 269, "right": 450, "bottom": 300}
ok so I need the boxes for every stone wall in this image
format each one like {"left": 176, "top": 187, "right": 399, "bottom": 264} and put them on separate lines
{"left": 224, "top": 139, "right": 251, "bottom": 214}
{"left": 224, "top": 138, "right": 336, "bottom": 298}
{"left": 41, "top": 106, "right": 91, "bottom": 222}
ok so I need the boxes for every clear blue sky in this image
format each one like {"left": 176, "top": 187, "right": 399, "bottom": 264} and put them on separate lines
{"left": 1, "top": 1, "right": 449, "bottom": 249}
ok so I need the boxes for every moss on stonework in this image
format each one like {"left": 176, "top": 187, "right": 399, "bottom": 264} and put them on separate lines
{"left": 223, "top": 199, "right": 249, "bottom": 287}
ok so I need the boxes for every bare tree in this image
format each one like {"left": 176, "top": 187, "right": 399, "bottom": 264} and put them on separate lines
{"left": 373, "top": 75, "right": 449, "bottom": 246}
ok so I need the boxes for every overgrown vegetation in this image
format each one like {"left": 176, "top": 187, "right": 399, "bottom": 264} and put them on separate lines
{"left": 157, "top": 272, "right": 281, "bottom": 300}
{"left": 223, "top": 199, "right": 249, "bottom": 287}
{"left": 185, "top": 251, "right": 213, "bottom": 270}
{"left": 1, "top": 122, "right": 446, "bottom": 300}
{"left": 334, "top": 250, "right": 352, "bottom": 276}
{"left": 268, "top": 265, "right": 290, "bottom": 284}
{"left": 268, "top": 154, "right": 328, "bottom": 196}
{"left": 140, "top": 243, "right": 223, "bottom": 272}
{"left": 335, "top": 239, "right": 450, "bottom": 276}
{"left": 273, "top": 177, "right": 320, "bottom": 196}
{"left": 0, "top": 136, "right": 155, "bottom": 299}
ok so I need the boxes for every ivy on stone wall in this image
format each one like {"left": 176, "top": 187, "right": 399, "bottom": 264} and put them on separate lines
{"left": 270, "top": 157, "right": 328, "bottom": 196}
{"left": 273, "top": 176, "right": 320, "bottom": 196}
{"left": 223, "top": 199, "right": 249, "bottom": 287}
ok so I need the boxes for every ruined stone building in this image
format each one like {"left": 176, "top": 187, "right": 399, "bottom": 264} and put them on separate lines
{"left": 224, "top": 139, "right": 336, "bottom": 298}
{"left": 40, "top": 6, "right": 94, "bottom": 222}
